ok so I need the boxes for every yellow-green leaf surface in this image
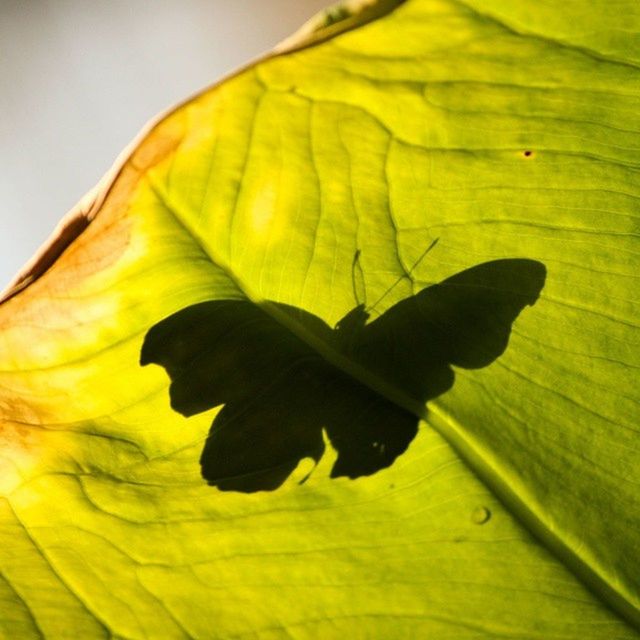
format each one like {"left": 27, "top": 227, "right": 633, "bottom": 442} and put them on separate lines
{"left": 1, "top": 0, "right": 639, "bottom": 637}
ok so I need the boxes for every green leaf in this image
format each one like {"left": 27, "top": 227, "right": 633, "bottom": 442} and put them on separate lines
{"left": 1, "top": 0, "right": 639, "bottom": 637}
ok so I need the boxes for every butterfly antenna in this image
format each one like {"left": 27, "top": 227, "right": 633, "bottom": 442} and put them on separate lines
{"left": 366, "top": 237, "right": 439, "bottom": 313}
{"left": 351, "top": 249, "right": 362, "bottom": 306}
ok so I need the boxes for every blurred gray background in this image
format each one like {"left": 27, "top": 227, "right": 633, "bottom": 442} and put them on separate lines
{"left": 0, "top": 0, "right": 330, "bottom": 289}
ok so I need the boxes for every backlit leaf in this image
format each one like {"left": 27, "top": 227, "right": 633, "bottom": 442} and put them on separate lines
{"left": 1, "top": 1, "right": 639, "bottom": 637}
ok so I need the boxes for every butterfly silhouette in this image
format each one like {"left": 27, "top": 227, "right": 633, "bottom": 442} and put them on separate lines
{"left": 140, "top": 258, "right": 545, "bottom": 492}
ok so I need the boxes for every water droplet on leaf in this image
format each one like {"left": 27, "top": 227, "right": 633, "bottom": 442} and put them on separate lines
{"left": 472, "top": 506, "right": 491, "bottom": 525}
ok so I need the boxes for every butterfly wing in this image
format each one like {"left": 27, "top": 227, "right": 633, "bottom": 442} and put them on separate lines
{"left": 351, "top": 258, "right": 546, "bottom": 403}
{"left": 141, "top": 299, "right": 334, "bottom": 490}
{"left": 141, "top": 300, "right": 333, "bottom": 414}
{"left": 323, "top": 372, "right": 418, "bottom": 479}
{"left": 200, "top": 360, "right": 329, "bottom": 491}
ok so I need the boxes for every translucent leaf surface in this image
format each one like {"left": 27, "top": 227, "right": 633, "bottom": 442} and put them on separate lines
{"left": 1, "top": 1, "right": 639, "bottom": 637}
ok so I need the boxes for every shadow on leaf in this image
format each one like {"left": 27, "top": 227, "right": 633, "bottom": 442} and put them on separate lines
{"left": 140, "top": 259, "right": 545, "bottom": 492}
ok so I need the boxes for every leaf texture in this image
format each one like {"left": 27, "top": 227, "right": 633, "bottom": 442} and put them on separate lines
{"left": 0, "top": 0, "right": 639, "bottom": 637}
